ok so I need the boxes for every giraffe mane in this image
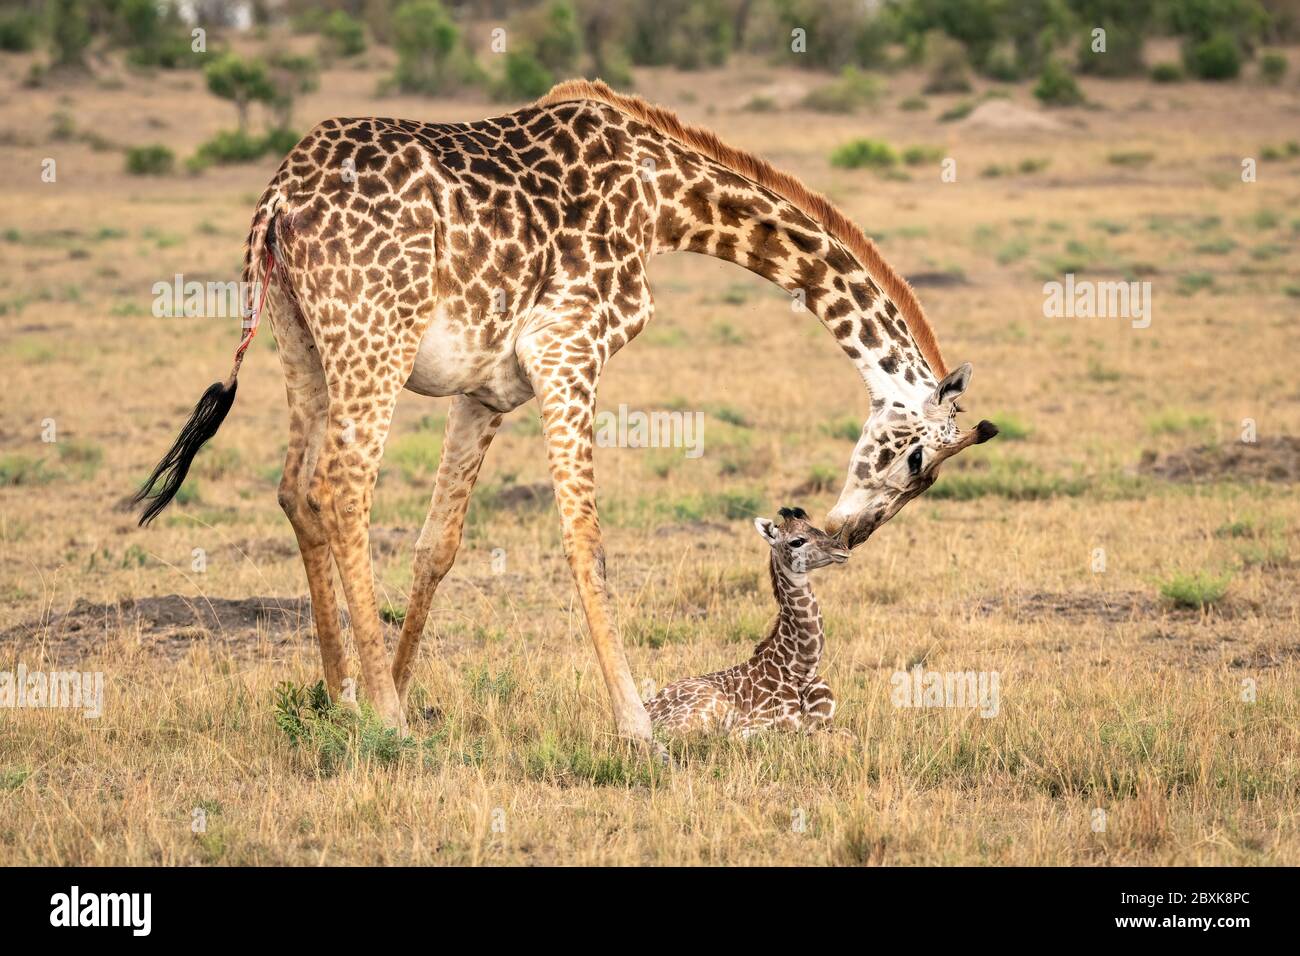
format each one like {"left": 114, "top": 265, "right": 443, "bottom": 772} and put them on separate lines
{"left": 536, "top": 78, "right": 948, "bottom": 377}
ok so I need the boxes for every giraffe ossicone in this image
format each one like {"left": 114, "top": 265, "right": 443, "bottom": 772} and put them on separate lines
{"left": 131, "top": 80, "right": 996, "bottom": 738}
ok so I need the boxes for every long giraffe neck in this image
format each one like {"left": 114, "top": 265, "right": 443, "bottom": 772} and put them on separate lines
{"left": 751, "top": 553, "right": 824, "bottom": 682}
{"left": 648, "top": 143, "right": 939, "bottom": 406}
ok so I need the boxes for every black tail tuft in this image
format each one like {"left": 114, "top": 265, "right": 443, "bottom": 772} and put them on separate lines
{"left": 133, "top": 380, "right": 237, "bottom": 526}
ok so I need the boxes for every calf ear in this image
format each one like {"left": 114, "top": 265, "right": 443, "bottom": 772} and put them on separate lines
{"left": 753, "top": 517, "right": 781, "bottom": 545}
{"left": 930, "top": 362, "right": 972, "bottom": 408}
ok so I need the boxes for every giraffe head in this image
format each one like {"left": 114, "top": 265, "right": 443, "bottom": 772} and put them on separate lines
{"left": 754, "top": 507, "right": 850, "bottom": 573}
{"left": 826, "top": 363, "right": 998, "bottom": 549}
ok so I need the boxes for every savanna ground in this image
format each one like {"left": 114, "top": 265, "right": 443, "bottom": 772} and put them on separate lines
{"left": 1, "top": 38, "right": 1299, "bottom": 866}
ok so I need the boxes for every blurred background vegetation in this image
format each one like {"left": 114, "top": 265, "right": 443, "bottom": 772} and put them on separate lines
{"left": 2, "top": 0, "right": 1297, "bottom": 173}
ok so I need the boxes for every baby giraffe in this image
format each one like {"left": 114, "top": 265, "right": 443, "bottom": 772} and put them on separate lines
{"left": 646, "top": 507, "right": 850, "bottom": 737}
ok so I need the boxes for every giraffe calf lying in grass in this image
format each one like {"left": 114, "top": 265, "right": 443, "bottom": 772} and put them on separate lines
{"left": 646, "top": 508, "right": 850, "bottom": 737}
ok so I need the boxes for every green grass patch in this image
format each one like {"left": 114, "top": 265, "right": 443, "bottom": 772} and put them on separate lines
{"left": 1146, "top": 409, "right": 1212, "bottom": 436}
{"left": 1158, "top": 571, "right": 1231, "bottom": 610}
{"left": 272, "top": 680, "right": 414, "bottom": 776}
{"left": 0, "top": 455, "right": 55, "bottom": 486}
{"left": 929, "top": 457, "right": 1086, "bottom": 501}
{"left": 990, "top": 414, "right": 1031, "bottom": 441}
{"left": 1108, "top": 150, "right": 1154, "bottom": 168}
{"left": 385, "top": 432, "right": 441, "bottom": 483}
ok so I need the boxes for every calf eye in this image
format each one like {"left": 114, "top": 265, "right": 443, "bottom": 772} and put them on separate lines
{"left": 907, "top": 447, "right": 923, "bottom": 475}
{"left": 788, "top": 537, "right": 807, "bottom": 548}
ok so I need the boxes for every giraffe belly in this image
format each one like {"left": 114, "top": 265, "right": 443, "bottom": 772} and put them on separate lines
{"left": 404, "top": 305, "right": 534, "bottom": 411}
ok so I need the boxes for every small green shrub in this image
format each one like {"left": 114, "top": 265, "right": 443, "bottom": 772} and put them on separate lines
{"left": 392, "top": 0, "right": 480, "bottom": 95}
{"left": 1258, "top": 51, "right": 1287, "bottom": 84}
{"left": 902, "top": 144, "right": 944, "bottom": 167}
{"left": 923, "top": 34, "right": 972, "bottom": 93}
{"left": 322, "top": 10, "right": 366, "bottom": 58}
{"left": 261, "top": 127, "right": 301, "bottom": 158}
{"left": 938, "top": 101, "right": 974, "bottom": 122}
{"left": 830, "top": 138, "right": 898, "bottom": 171}
{"left": 1077, "top": 24, "right": 1145, "bottom": 77}
{"left": 0, "top": 11, "right": 38, "bottom": 51}
{"left": 1159, "top": 571, "right": 1231, "bottom": 609}
{"left": 1034, "top": 60, "right": 1084, "bottom": 107}
{"left": 1108, "top": 150, "right": 1154, "bottom": 168}
{"left": 1150, "top": 61, "right": 1185, "bottom": 82}
{"left": 495, "top": 49, "right": 554, "bottom": 100}
{"left": 801, "top": 67, "right": 882, "bottom": 113}
{"left": 125, "top": 144, "right": 174, "bottom": 176}
{"left": 1184, "top": 32, "right": 1242, "bottom": 80}
{"left": 273, "top": 680, "right": 414, "bottom": 776}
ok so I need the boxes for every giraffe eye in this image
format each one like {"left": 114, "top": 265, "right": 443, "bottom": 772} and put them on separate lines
{"left": 788, "top": 537, "right": 807, "bottom": 548}
{"left": 908, "top": 447, "right": 924, "bottom": 475}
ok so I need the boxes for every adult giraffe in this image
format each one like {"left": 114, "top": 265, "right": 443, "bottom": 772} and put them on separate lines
{"left": 134, "top": 79, "right": 997, "bottom": 741}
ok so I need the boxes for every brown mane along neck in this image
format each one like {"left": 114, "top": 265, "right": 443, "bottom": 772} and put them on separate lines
{"left": 536, "top": 78, "right": 948, "bottom": 378}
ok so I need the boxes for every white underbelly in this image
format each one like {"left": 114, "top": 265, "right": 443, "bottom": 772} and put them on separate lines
{"left": 403, "top": 304, "right": 533, "bottom": 411}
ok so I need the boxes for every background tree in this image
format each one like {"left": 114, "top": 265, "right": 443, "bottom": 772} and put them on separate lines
{"left": 48, "top": 0, "right": 91, "bottom": 70}
{"left": 205, "top": 53, "right": 275, "bottom": 133}
{"left": 392, "top": 0, "right": 480, "bottom": 94}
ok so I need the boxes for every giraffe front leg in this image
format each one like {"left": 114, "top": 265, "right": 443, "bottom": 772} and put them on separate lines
{"left": 800, "top": 677, "right": 837, "bottom": 729}
{"left": 392, "top": 395, "right": 503, "bottom": 708}
{"left": 524, "top": 353, "right": 652, "bottom": 744}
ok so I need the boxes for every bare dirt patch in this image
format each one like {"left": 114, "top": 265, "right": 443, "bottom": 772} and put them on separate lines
{"left": 1138, "top": 437, "right": 1300, "bottom": 483}
{"left": 0, "top": 594, "right": 325, "bottom": 662}
{"left": 957, "top": 99, "right": 1071, "bottom": 134}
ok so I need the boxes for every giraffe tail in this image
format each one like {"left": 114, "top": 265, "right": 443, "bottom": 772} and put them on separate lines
{"left": 132, "top": 187, "right": 282, "bottom": 527}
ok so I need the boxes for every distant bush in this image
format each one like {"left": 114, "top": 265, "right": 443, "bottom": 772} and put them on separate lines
{"left": 761, "top": 0, "right": 893, "bottom": 71}
{"left": 801, "top": 67, "right": 882, "bottom": 112}
{"left": 392, "top": 0, "right": 480, "bottom": 95}
{"left": 187, "top": 129, "right": 276, "bottom": 172}
{"left": 902, "top": 144, "right": 944, "bottom": 166}
{"left": 628, "top": 0, "right": 731, "bottom": 70}
{"left": 0, "top": 11, "right": 38, "bottom": 52}
{"left": 495, "top": 50, "right": 554, "bottom": 100}
{"left": 125, "top": 144, "right": 174, "bottom": 175}
{"left": 262, "top": 127, "right": 302, "bottom": 158}
{"left": 1033, "top": 59, "right": 1084, "bottom": 106}
{"left": 938, "top": 100, "right": 975, "bottom": 121}
{"left": 1184, "top": 31, "right": 1242, "bottom": 78}
{"left": 830, "top": 138, "right": 898, "bottom": 170}
{"left": 523, "top": 0, "right": 581, "bottom": 75}
{"left": 1076, "top": 22, "right": 1147, "bottom": 76}
{"left": 922, "top": 33, "right": 973, "bottom": 92}
{"left": 1150, "top": 61, "right": 1185, "bottom": 82}
{"left": 322, "top": 10, "right": 366, "bottom": 59}
{"left": 1258, "top": 50, "right": 1287, "bottom": 82}
{"left": 48, "top": 0, "right": 91, "bottom": 69}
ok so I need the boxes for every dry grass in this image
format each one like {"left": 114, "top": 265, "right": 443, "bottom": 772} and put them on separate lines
{"left": 2, "top": 43, "right": 1299, "bottom": 864}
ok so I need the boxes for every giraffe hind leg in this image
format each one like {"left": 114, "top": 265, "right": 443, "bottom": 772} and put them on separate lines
{"left": 268, "top": 287, "right": 353, "bottom": 705}
{"left": 391, "top": 395, "right": 502, "bottom": 706}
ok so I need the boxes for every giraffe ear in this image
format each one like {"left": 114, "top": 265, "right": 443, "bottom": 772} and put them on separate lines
{"left": 754, "top": 517, "right": 781, "bottom": 546}
{"left": 930, "top": 362, "right": 972, "bottom": 409}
